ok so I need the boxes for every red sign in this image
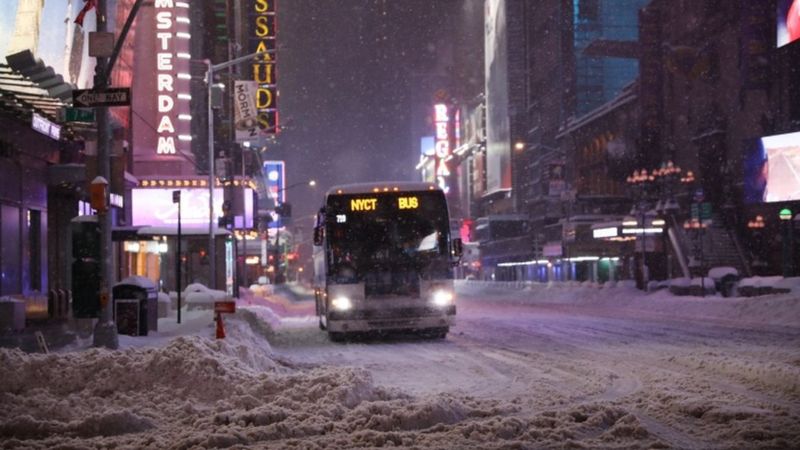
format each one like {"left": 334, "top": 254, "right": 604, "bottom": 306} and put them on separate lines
{"left": 214, "top": 301, "right": 236, "bottom": 314}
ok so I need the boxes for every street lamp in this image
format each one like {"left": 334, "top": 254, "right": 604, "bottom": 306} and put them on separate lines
{"left": 273, "top": 179, "right": 317, "bottom": 200}
{"left": 270, "top": 179, "right": 316, "bottom": 284}
{"left": 626, "top": 168, "right": 653, "bottom": 289}
{"left": 747, "top": 215, "right": 766, "bottom": 273}
{"left": 205, "top": 49, "right": 274, "bottom": 289}
{"left": 780, "top": 208, "right": 793, "bottom": 277}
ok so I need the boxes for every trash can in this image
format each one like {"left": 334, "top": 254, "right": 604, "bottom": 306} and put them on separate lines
{"left": 113, "top": 276, "right": 159, "bottom": 336}
{"left": 719, "top": 274, "right": 739, "bottom": 298}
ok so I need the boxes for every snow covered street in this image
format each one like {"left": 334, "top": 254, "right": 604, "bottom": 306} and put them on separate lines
{"left": 2, "top": 282, "right": 799, "bottom": 448}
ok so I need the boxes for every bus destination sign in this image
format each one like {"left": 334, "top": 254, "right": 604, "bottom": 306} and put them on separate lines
{"left": 349, "top": 196, "right": 420, "bottom": 212}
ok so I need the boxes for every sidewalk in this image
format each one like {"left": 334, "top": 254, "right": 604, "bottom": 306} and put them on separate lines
{"left": 276, "top": 282, "right": 314, "bottom": 302}
{"left": 0, "top": 320, "right": 79, "bottom": 353}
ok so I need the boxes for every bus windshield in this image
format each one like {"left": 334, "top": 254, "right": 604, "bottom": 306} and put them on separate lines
{"left": 325, "top": 191, "right": 452, "bottom": 293}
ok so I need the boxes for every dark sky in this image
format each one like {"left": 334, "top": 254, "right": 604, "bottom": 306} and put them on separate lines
{"left": 271, "top": 0, "right": 483, "bottom": 222}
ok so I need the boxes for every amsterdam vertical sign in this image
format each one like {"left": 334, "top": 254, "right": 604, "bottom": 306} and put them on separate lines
{"left": 155, "top": 0, "right": 177, "bottom": 154}
{"left": 249, "top": 0, "right": 278, "bottom": 136}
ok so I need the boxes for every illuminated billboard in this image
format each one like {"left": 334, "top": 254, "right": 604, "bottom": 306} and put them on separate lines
{"left": 484, "top": 0, "right": 512, "bottom": 194}
{"left": 777, "top": 0, "right": 800, "bottom": 48}
{"left": 420, "top": 136, "right": 434, "bottom": 157}
{"left": 263, "top": 160, "right": 285, "bottom": 228}
{"left": 132, "top": 187, "right": 254, "bottom": 229}
{"left": 744, "top": 131, "right": 800, "bottom": 203}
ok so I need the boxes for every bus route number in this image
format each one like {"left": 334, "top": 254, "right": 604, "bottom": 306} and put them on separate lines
{"left": 350, "top": 198, "right": 378, "bottom": 211}
{"left": 398, "top": 196, "right": 419, "bottom": 209}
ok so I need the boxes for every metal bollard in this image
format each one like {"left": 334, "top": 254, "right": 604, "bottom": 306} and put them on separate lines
{"left": 48, "top": 289, "right": 58, "bottom": 319}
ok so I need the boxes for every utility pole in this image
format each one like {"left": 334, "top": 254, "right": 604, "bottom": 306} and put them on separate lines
{"left": 205, "top": 49, "right": 275, "bottom": 291}
{"left": 174, "top": 190, "right": 182, "bottom": 323}
{"left": 92, "top": 0, "right": 118, "bottom": 349}
{"left": 91, "top": 0, "right": 145, "bottom": 348}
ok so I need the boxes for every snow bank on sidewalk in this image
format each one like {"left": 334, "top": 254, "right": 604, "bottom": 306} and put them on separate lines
{"left": 0, "top": 307, "right": 674, "bottom": 448}
{"left": 457, "top": 280, "right": 800, "bottom": 329}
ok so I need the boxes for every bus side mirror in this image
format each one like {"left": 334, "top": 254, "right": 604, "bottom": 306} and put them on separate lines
{"left": 451, "top": 238, "right": 463, "bottom": 258}
{"left": 313, "top": 226, "right": 324, "bottom": 246}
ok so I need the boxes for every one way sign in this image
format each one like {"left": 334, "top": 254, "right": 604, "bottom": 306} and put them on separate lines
{"left": 72, "top": 88, "right": 131, "bottom": 108}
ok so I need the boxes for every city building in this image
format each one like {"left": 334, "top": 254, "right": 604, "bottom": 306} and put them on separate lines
{"left": 0, "top": 64, "right": 77, "bottom": 298}
{"left": 479, "top": 0, "right": 533, "bottom": 278}
{"left": 516, "top": 0, "right": 575, "bottom": 276}
{"left": 635, "top": 0, "right": 799, "bottom": 277}
{"left": 574, "top": 0, "right": 650, "bottom": 116}
{"left": 477, "top": 0, "right": 648, "bottom": 281}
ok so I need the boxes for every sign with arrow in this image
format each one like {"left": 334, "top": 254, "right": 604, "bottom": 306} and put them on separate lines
{"left": 72, "top": 88, "right": 131, "bottom": 108}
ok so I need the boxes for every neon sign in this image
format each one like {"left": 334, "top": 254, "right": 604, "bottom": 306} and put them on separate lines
{"left": 155, "top": 0, "right": 176, "bottom": 154}
{"left": 251, "top": 0, "right": 278, "bottom": 135}
{"left": 263, "top": 160, "right": 285, "bottom": 228}
{"left": 434, "top": 103, "right": 451, "bottom": 193}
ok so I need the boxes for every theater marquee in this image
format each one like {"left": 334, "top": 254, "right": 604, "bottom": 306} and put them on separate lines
{"left": 249, "top": 0, "right": 278, "bottom": 136}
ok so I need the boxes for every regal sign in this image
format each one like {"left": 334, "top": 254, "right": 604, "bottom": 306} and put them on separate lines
{"left": 249, "top": 0, "right": 278, "bottom": 136}
{"left": 434, "top": 103, "right": 451, "bottom": 194}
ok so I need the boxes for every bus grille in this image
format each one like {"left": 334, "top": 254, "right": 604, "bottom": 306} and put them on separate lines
{"left": 329, "top": 305, "right": 455, "bottom": 321}
{"left": 363, "top": 271, "right": 420, "bottom": 297}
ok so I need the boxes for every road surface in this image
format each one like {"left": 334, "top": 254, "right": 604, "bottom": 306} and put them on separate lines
{"left": 265, "top": 283, "right": 800, "bottom": 448}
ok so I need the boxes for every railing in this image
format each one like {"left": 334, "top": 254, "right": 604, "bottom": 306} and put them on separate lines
{"left": 667, "top": 214, "right": 691, "bottom": 278}
{"left": 725, "top": 225, "right": 753, "bottom": 277}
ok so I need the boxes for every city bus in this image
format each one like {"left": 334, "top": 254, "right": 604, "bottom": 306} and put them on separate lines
{"left": 312, "top": 182, "right": 462, "bottom": 341}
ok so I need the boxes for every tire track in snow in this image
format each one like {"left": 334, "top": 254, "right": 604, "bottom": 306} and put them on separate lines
{"left": 455, "top": 298, "right": 800, "bottom": 447}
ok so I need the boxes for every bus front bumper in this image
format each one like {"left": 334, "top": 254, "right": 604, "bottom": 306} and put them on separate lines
{"left": 327, "top": 305, "right": 455, "bottom": 332}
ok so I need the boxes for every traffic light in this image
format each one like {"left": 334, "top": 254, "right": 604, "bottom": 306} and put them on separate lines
{"left": 72, "top": 259, "right": 100, "bottom": 318}
{"left": 276, "top": 202, "right": 292, "bottom": 218}
{"left": 258, "top": 215, "right": 272, "bottom": 231}
{"left": 218, "top": 215, "right": 233, "bottom": 229}
{"left": 71, "top": 220, "right": 101, "bottom": 318}
{"left": 72, "top": 220, "right": 100, "bottom": 259}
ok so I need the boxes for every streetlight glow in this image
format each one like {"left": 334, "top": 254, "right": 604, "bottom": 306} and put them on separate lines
{"left": 206, "top": 48, "right": 276, "bottom": 289}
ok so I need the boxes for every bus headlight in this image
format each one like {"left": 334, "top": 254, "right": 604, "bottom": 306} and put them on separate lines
{"left": 431, "top": 290, "right": 454, "bottom": 307}
{"left": 331, "top": 296, "right": 352, "bottom": 311}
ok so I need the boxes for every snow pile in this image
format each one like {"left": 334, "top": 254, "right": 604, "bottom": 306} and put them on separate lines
{"left": 0, "top": 310, "right": 672, "bottom": 449}
{"left": 739, "top": 276, "right": 785, "bottom": 289}
{"left": 1, "top": 330, "right": 277, "bottom": 402}
{"left": 457, "top": 280, "right": 800, "bottom": 329}
{"left": 708, "top": 266, "right": 738, "bottom": 280}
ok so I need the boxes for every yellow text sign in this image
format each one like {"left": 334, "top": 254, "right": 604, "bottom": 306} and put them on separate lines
{"left": 398, "top": 196, "right": 419, "bottom": 209}
{"left": 350, "top": 198, "right": 378, "bottom": 211}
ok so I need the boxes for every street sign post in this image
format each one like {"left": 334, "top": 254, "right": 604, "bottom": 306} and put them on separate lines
{"left": 173, "top": 190, "right": 182, "bottom": 324}
{"left": 214, "top": 301, "right": 236, "bottom": 314}
{"left": 700, "top": 202, "right": 712, "bottom": 221}
{"left": 214, "top": 300, "right": 236, "bottom": 339}
{"left": 89, "top": 32, "right": 115, "bottom": 57}
{"left": 72, "top": 88, "right": 131, "bottom": 108}
{"left": 63, "top": 107, "right": 96, "bottom": 122}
